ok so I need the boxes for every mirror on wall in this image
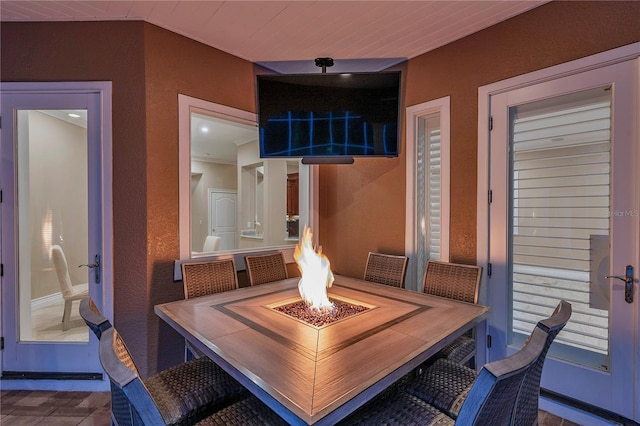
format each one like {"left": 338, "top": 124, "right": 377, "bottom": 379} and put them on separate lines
{"left": 189, "top": 110, "right": 306, "bottom": 256}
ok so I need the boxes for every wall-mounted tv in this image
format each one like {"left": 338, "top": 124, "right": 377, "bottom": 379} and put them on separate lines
{"left": 257, "top": 71, "right": 401, "bottom": 161}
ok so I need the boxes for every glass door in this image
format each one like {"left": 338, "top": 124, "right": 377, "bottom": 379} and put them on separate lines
{"left": 488, "top": 60, "right": 638, "bottom": 419}
{"left": 1, "top": 84, "right": 111, "bottom": 386}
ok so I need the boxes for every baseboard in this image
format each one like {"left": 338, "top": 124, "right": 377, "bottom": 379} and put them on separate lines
{"left": 540, "top": 389, "right": 637, "bottom": 426}
{"left": 2, "top": 371, "right": 102, "bottom": 381}
{"left": 31, "top": 292, "right": 63, "bottom": 309}
{"left": 0, "top": 375, "right": 109, "bottom": 392}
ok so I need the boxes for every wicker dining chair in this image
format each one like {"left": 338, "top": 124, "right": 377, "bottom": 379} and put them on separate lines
{"left": 363, "top": 252, "right": 409, "bottom": 288}
{"left": 401, "top": 300, "right": 571, "bottom": 426}
{"left": 422, "top": 260, "right": 483, "bottom": 365}
{"left": 340, "top": 307, "right": 562, "bottom": 425}
{"left": 513, "top": 300, "right": 572, "bottom": 426}
{"left": 79, "top": 297, "right": 112, "bottom": 339}
{"left": 181, "top": 258, "right": 239, "bottom": 299}
{"left": 99, "top": 327, "right": 252, "bottom": 426}
{"left": 245, "top": 252, "right": 288, "bottom": 286}
{"left": 181, "top": 258, "right": 239, "bottom": 359}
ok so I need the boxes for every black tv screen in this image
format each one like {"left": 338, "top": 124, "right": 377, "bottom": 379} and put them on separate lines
{"left": 257, "top": 71, "right": 400, "bottom": 159}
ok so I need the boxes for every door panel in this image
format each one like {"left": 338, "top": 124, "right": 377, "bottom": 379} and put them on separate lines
{"left": 489, "top": 60, "right": 638, "bottom": 419}
{"left": 209, "top": 191, "right": 237, "bottom": 251}
{"left": 1, "top": 83, "right": 111, "bottom": 386}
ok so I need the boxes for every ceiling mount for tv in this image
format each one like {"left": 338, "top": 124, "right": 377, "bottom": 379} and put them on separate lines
{"left": 315, "top": 57, "right": 334, "bottom": 73}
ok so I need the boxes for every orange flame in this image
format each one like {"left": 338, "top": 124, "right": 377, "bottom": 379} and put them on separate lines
{"left": 293, "top": 226, "right": 334, "bottom": 311}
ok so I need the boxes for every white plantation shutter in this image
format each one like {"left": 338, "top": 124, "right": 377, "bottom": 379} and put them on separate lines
{"left": 510, "top": 88, "right": 611, "bottom": 361}
{"left": 416, "top": 114, "right": 442, "bottom": 284}
{"left": 428, "top": 130, "right": 441, "bottom": 257}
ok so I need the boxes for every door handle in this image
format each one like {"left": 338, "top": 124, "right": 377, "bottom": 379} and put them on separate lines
{"left": 79, "top": 254, "right": 101, "bottom": 284}
{"left": 606, "top": 265, "right": 634, "bottom": 303}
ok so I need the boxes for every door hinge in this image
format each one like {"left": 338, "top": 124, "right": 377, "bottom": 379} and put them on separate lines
{"left": 489, "top": 115, "right": 493, "bottom": 131}
{"left": 1, "top": 337, "right": 4, "bottom": 350}
{"left": 487, "top": 262, "right": 492, "bottom": 277}
{"left": 487, "top": 334, "right": 492, "bottom": 348}
{"left": 1, "top": 263, "right": 3, "bottom": 277}
{"left": 488, "top": 189, "right": 492, "bottom": 204}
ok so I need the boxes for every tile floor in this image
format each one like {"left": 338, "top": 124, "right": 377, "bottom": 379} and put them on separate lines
{"left": 0, "top": 390, "right": 111, "bottom": 425}
{"left": 0, "top": 389, "right": 580, "bottom": 426}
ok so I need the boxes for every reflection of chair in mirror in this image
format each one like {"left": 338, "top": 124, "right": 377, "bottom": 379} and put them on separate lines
{"left": 51, "top": 245, "right": 89, "bottom": 331}
{"left": 245, "top": 252, "right": 288, "bottom": 286}
{"left": 202, "top": 235, "right": 221, "bottom": 252}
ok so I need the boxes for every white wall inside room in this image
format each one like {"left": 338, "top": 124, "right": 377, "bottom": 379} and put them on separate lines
{"left": 190, "top": 160, "right": 237, "bottom": 251}
{"left": 27, "top": 111, "right": 88, "bottom": 300}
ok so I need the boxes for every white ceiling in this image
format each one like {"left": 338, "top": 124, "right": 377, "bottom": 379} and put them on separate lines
{"left": 191, "top": 113, "right": 257, "bottom": 164}
{"left": 3, "top": 1, "right": 548, "bottom": 163}
{"left": 0, "top": 0, "right": 548, "bottom": 73}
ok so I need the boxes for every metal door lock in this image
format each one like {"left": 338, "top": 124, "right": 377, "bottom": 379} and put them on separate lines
{"left": 606, "top": 265, "right": 634, "bottom": 303}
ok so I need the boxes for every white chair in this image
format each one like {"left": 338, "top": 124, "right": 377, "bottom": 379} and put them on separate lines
{"left": 51, "top": 245, "right": 89, "bottom": 331}
{"left": 202, "top": 235, "right": 221, "bottom": 252}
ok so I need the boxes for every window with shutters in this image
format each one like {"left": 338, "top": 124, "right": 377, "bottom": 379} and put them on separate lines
{"left": 405, "top": 98, "right": 450, "bottom": 291}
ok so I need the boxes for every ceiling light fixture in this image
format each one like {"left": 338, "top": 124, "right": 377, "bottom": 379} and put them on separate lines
{"left": 68, "top": 113, "right": 81, "bottom": 118}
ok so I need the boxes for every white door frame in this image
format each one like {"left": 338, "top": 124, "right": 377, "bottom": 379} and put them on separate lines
{"left": 0, "top": 81, "right": 113, "bottom": 391}
{"left": 477, "top": 43, "right": 640, "bottom": 422}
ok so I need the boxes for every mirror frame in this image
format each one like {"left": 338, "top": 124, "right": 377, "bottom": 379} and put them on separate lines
{"left": 177, "top": 94, "right": 319, "bottom": 263}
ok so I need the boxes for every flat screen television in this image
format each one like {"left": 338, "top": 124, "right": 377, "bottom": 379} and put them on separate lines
{"left": 257, "top": 71, "right": 400, "bottom": 161}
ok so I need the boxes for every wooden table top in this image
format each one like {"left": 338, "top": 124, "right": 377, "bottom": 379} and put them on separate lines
{"left": 155, "top": 275, "right": 490, "bottom": 425}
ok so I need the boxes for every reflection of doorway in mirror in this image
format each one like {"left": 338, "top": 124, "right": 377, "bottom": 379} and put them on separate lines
{"left": 208, "top": 189, "right": 237, "bottom": 251}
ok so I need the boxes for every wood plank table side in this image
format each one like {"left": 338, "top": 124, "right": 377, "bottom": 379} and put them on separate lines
{"left": 155, "top": 275, "right": 490, "bottom": 425}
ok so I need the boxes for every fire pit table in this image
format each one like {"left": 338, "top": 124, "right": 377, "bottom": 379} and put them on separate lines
{"left": 155, "top": 275, "right": 490, "bottom": 425}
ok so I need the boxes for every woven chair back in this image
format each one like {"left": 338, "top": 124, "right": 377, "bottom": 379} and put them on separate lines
{"left": 457, "top": 325, "right": 548, "bottom": 425}
{"left": 513, "top": 300, "right": 571, "bottom": 426}
{"left": 245, "top": 252, "right": 288, "bottom": 286}
{"left": 422, "top": 260, "right": 482, "bottom": 303}
{"left": 99, "top": 328, "right": 166, "bottom": 425}
{"left": 363, "top": 252, "right": 408, "bottom": 288}
{"left": 181, "top": 258, "right": 239, "bottom": 299}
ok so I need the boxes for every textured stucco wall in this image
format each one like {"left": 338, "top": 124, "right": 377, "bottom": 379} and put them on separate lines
{"left": 321, "top": 1, "right": 640, "bottom": 280}
{"left": 142, "top": 23, "right": 258, "bottom": 373}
